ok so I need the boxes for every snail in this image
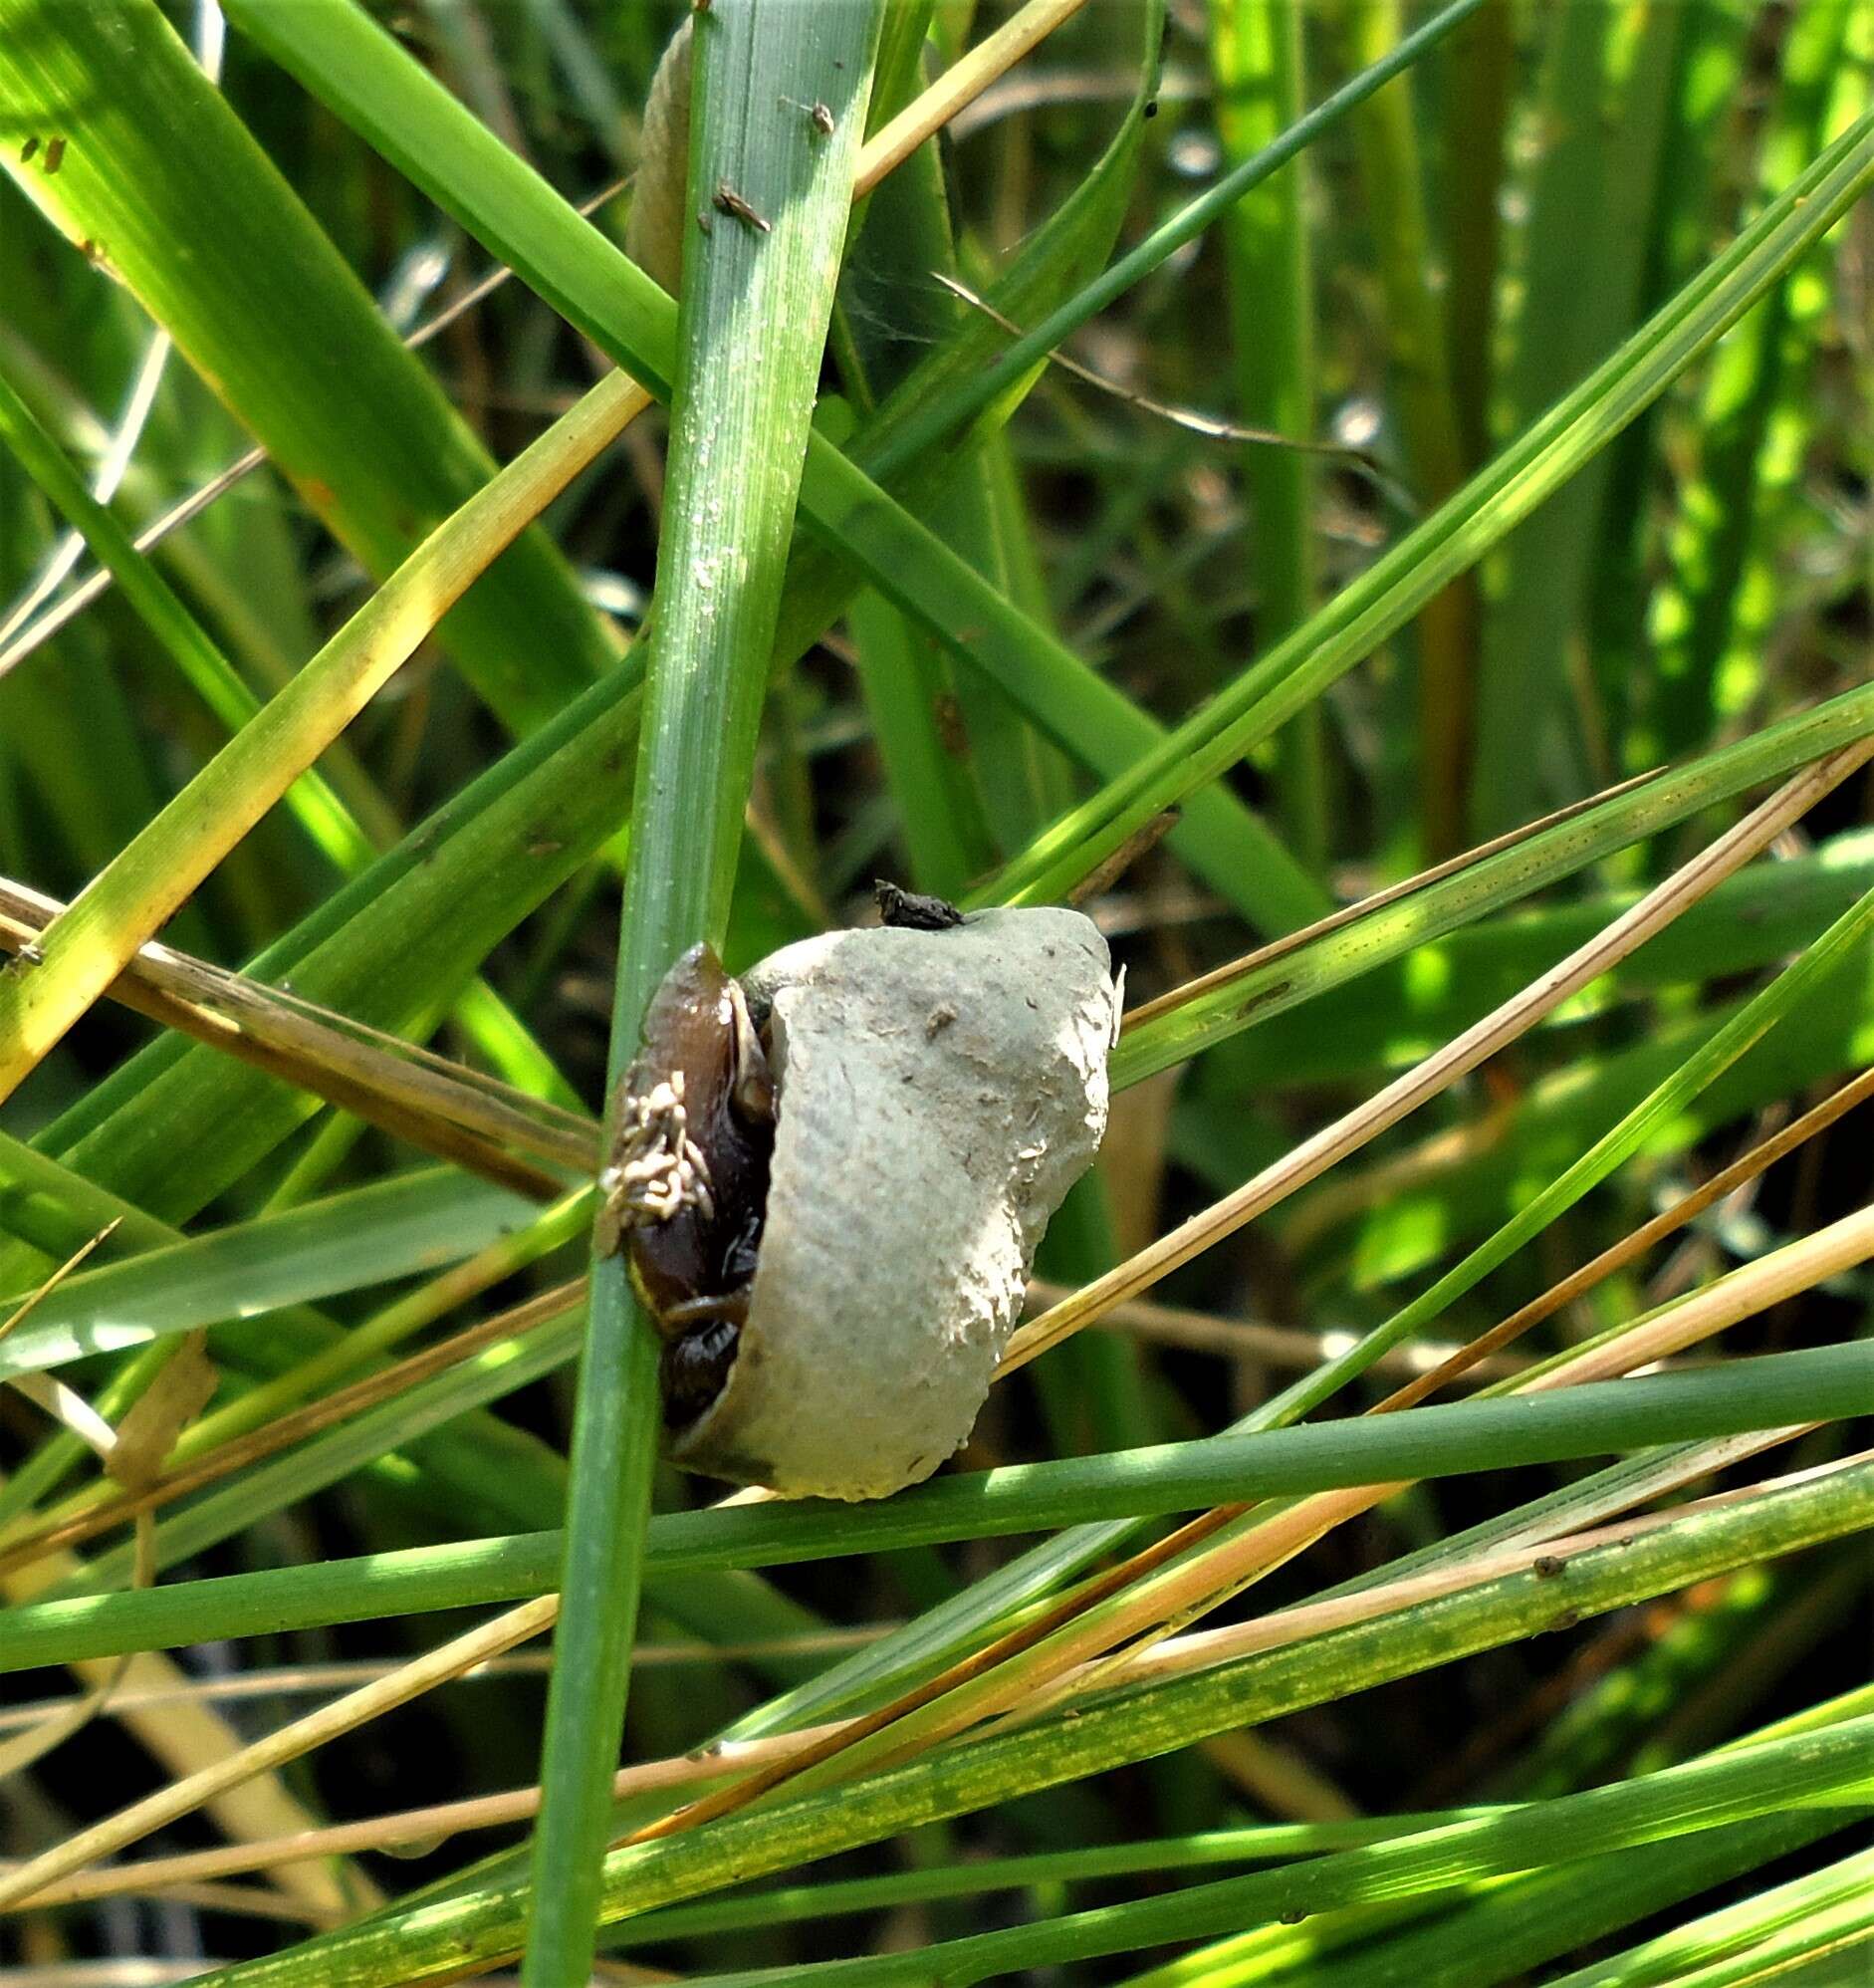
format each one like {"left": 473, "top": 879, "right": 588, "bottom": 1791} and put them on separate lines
{"left": 594, "top": 943, "right": 776, "bottom": 1426}
{"left": 598, "top": 894, "right": 1118, "bottom": 1500}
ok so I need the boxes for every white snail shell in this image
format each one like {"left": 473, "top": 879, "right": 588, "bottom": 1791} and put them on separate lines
{"left": 668, "top": 907, "right": 1116, "bottom": 1500}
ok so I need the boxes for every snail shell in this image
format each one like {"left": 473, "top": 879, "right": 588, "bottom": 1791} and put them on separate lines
{"left": 662, "top": 907, "right": 1115, "bottom": 1500}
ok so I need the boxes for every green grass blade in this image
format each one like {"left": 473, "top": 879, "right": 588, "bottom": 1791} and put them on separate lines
{"left": 0, "top": 360, "right": 369, "bottom": 875}
{"left": 1442, "top": 0, "right": 1513, "bottom": 470}
{"left": 172, "top": 1457, "right": 1874, "bottom": 1983}
{"left": 0, "top": 661, "right": 642, "bottom": 1272}
{"left": 66, "top": 1307, "right": 586, "bottom": 1596}
{"left": 0, "top": 345, "right": 575, "bottom": 1101}
{"left": 526, "top": 7, "right": 884, "bottom": 1978}
{"left": 1339, "top": 0, "right": 1479, "bottom": 860}
{"left": 1211, "top": 0, "right": 1324, "bottom": 869}
{"left": 0, "top": 1169, "right": 534, "bottom": 1379}
{"left": 1542, "top": 1844, "right": 1874, "bottom": 1988}
{"left": 1218, "top": 827, "right": 1874, "bottom": 1088}
{"left": 668, "top": 1719, "right": 1874, "bottom": 1984}
{"left": 14, "top": 1340, "right": 1869, "bottom": 1672}
{"left": 869, "top": 0, "right": 1490, "bottom": 483}
{"left": 805, "top": 434, "right": 1332, "bottom": 928}
{"left": 1115, "top": 680, "right": 1874, "bottom": 1087}
{"left": 988, "top": 115, "right": 1874, "bottom": 910}
{"left": 1640, "top": 0, "right": 1866, "bottom": 761}
{"left": 0, "top": 0, "right": 617, "bottom": 733}
{"left": 215, "top": 0, "right": 1331, "bottom": 933}
{"left": 1306, "top": 956, "right": 1874, "bottom": 1284}
{"left": 0, "top": 369, "right": 644, "bottom": 1103}
{"left": 1260, "top": 877, "right": 1874, "bottom": 1425}
{"left": 1471, "top": 0, "right": 1697, "bottom": 832}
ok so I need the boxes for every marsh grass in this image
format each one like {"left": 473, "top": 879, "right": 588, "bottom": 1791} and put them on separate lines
{"left": 0, "top": 1, "right": 1869, "bottom": 1981}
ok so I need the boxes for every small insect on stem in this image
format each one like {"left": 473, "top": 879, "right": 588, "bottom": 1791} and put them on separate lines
{"left": 712, "top": 181, "right": 771, "bottom": 234}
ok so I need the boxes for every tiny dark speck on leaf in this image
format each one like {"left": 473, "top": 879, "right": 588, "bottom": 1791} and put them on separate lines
{"left": 1235, "top": 980, "right": 1293, "bottom": 1023}
{"left": 20, "top": 136, "right": 39, "bottom": 162}
{"left": 1532, "top": 1555, "right": 1566, "bottom": 1579}
{"left": 44, "top": 134, "right": 66, "bottom": 173}
{"left": 932, "top": 690, "right": 970, "bottom": 758}
{"left": 1280, "top": 1909, "right": 1307, "bottom": 1925}
{"left": 1546, "top": 1611, "right": 1581, "bottom": 1634}
{"left": 1144, "top": 101, "right": 1159, "bottom": 119}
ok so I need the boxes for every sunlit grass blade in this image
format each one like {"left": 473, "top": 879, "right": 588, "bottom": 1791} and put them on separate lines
{"left": 11, "top": 1338, "right": 1867, "bottom": 1675}
{"left": 169, "top": 1459, "right": 1874, "bottom": 1983}
{"left": 0, "top": 353, "right": 578, "bottom": 1103}
{"left": 1640, "top": 0, "right": 1867, "bottom": 761}
{"left": 1264, "top": 876, "right": 1874, "bottom": 1423}
{"left": 1468, "top": 0, "right": 1684, "bottom": 832}
{"left": 1218, "top": 825, "right": 1874, "bottom": 1088}
{"left": 1114, "top": 680, "right": 1874, "bottom": 1088}
{"left": 987, "top": 113, "right": 1874, "bottom": 910}
{"left": 0, "top": 1168, "right": 533, "bottom": 1380}
{"left": 0, "top": 370, "right": 645, "bottom": 1104}
{"left": 623, "top": 1716, "right": 1874, "bottom": 1984}
{"left": 527, "top": 7, "right": 885, "bottom": 1978}
{"left": 1536, "top": 1842, "right": 1874, "bottom": 1988}
{"left": 0, "top": 0, "right": 617, "bottom": 733}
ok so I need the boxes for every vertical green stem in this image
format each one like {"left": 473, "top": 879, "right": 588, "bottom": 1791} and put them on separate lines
{"left": 1341, "top": 0, "right": 1479, "bottom": 860}
{"left": 522, "top": 3, "right": 884, "bottom": 1977}
{"left": 1443, "top": 0, "right": 1513, "bottom": 472}
{"left": 1212, "top": 0, "right": 1325, "bottom": 870}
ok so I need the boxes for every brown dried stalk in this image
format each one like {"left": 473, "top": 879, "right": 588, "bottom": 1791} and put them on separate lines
{"left": 0, "top": 876, "right": 596, "bottom": 1197}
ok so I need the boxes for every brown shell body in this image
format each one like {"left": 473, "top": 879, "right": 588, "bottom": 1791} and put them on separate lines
{"left": 604, "top": 944, "right": 774, "bottom": 1421}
